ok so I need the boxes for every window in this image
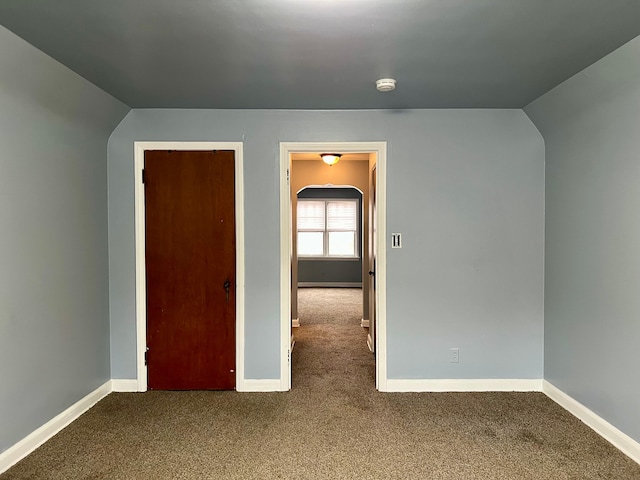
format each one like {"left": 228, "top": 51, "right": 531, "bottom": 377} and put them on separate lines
{"left": 297, "top": 199, "right": 359, "bottom": 258}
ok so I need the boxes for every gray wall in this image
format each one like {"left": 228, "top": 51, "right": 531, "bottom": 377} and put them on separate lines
{"left": 526, "top": 36, "right": 640, "bottom": 443}
{"left": 108, "top": 109, "right": 544, "bottom": 381}
{"left": 0, "top": 26, "right": 129, "bottom": 453}
{"left": 297, "top": 188, "right": 363, "bottom": 285}
{"left": 298, "top": 261, "right": 361, "bottom": 284}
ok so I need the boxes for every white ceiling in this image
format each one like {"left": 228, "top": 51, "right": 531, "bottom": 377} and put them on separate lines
{"left": 1, "top": 0, "right": 639, "bottom": 109}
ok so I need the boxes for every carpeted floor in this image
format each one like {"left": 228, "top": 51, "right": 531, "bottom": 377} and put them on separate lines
{"left": 2, "top": 288, "right": 639, "bottom": 479}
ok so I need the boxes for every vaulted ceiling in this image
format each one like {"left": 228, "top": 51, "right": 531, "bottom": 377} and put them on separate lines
{"left": 1, "top": 1, "right": 640, "bottom": 109}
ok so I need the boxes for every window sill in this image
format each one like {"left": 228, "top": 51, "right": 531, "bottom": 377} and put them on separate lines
{"left": 298, "top": 256, "right": 360, "bottom": 261}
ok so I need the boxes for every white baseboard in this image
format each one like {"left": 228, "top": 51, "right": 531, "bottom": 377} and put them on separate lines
{"left": 0, "top": 381, "right": 112, "bottom": 474}
{"left": 543, "top": 380, "right": 640, "bottom": 465}
{"left": 384, "top": 378, "right": 543, "bottom": 393}
{"left": 292, "top": 318, "right": 300, "bottom": 328}
{"left": 236, "top": 379, "right": 285, "bottom": 392}
{"left": 111, "top": 379, "right": 141, "bottom": 392}
{"left": 361, "top": 318, "right": 370, "bottom": 328}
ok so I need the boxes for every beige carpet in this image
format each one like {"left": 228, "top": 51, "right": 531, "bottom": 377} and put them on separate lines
{"left": 2, "top": 288, "right": 639, "bottom": 479}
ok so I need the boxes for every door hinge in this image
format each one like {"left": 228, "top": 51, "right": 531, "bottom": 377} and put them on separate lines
{"left": 286, "top": 168, "right": 290, "bottom": 184}
{"left": 144, "top": 348, "right": 149, "bottom": 365}
{"left": 141, "top": 169, "right": 146, "bottom": 184}
{"left": 288, "top": 349, "right": 291, "bottom": 365}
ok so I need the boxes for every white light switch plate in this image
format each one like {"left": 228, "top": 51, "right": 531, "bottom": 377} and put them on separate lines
{"left": 392, "top": 233, "right": 402, "bottom": 248}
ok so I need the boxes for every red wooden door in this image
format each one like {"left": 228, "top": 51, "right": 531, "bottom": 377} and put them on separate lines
{"left": 144, "top": 150, "right": 235, "bottom": 390}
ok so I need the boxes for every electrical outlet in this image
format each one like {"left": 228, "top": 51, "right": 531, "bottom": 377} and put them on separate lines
{"left": 450, "top": 347, "right": 459, "bottom": 363}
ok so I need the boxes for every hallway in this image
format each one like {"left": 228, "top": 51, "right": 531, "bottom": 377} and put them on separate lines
{"left": 292, "top": 288, "right": 374, "bottom": 391}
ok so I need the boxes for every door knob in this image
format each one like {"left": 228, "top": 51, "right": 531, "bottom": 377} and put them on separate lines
{"left": 223, "top": 280, "right": 231, "bottom": 303}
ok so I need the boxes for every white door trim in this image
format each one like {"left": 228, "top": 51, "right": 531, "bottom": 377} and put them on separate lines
{"left": 279, "top": 141, "right": 387, "bottom": 391}
{"left": 134, "top": 141, "right": 245, "bottom": 392}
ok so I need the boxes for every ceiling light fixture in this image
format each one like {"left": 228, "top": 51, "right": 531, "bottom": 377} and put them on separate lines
{"left": 376, "top": 78, "right": 396, "bottom": 92}
{"left": 320, "top": 153, "right": 342, "bottom": 166}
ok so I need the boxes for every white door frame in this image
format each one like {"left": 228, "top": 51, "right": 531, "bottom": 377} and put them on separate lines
{"left": 133, "top": 142, "right": 245, "bottom": 392}
{"left": 280, "top": 141, "right": 388, "bottom": 391}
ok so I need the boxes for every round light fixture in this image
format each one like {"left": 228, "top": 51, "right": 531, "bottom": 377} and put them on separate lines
{"left": 376, "top": 78, "right": 396, "bottom": 92}
{"left": 320, "top": 153, "right": 342, "bottom": 166}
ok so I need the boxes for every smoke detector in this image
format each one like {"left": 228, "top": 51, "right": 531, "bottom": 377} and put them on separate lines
{"left": 376, "top": 78, "right": 396, "bottom": 92}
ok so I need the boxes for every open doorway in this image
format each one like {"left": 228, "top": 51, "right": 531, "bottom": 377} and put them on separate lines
{"left": 279, "top": 142, "right": 387, "bottom": 392}
{"left": 294, "top": 183, "right": 369, "bottom": 387}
